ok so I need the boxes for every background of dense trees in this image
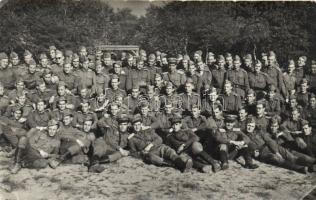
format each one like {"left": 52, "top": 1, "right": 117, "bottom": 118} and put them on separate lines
{"left": 0, "top": 0, "right": 315, "bottom": 66}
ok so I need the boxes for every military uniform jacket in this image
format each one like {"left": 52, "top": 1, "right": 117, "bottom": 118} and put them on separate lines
{"left": 265, "top": 97, "right": 281, "bottom": 116}
{"left": 126, "top": 69, "right": 151, "bottom": 91}
{"left": 59, "top": 125, "right": 90, "bottom": 147}
{"left": 162, "top": 71, "right": 186, "bottom": 89}
{"left": 28, "top": 130, "right": 60, "bottom": 155}
{"left": 160, "top": 94, "right": 181, "bottom": 110}
{"left": 282, "top": 72, "right": 296, "bottom": 92}
{"left": 305, "top": 106, "right": 316, "bottom": 128}
{"left": 123, "top": 95, "right": 140, "bottom": 114}
{"left": 0, "top": 68, "right": 15, "bottom": 89}
{"left": 183, "top": 115, "right": 212, "bottom": 130}
{"left": 141, "top": 114, "right": 160, "bottom": 129}
{"left": 26, "top": 109, "right": 52, "bottom": 129}
{"left": 296, "top": 92, "right": 309, "bottom": 108}
{"left": 0, "top": 95, "right": 9, "bottom": 115}
{"left": 56, "top": 71, "right": 79, "bottom": 93}
{"left": 213, "top": 127, "right": 250, "bottom": 145}
{"left": 294, "top": 67, "right": 304, "bottom": 85}
{"left": 156, "top": 112, "right": 173, "bottom": 130}
{"left": 72, "top": 111, "right": 98, "bottom": 129}
{"left": 211, "top": 67, "right": 226, "bottom": 89}
{"left": 52, "top": 93, "right": 76, "bottom": 110}
{"left": 103, "top": 127, "right": 129, "bottom": 150}
{"left": 254, "top": 115, "right": 269, "bottom": 132}
{"left": 77, "top": 69, "right": 96, "bottom": 89}
{"left": 263, "top": 66, "right": 287, "bottom": 98}
{"left": 5, "top": 103, "right": 33, "bottom": 119}
{"left": 166, "top": 129, "right": 199, "bottom": 150}
{"left": 28, "top": 89, "right": 56, "bottom": 104}
{"left": 248, "top": 71, "right": 272, "bottom": 91}
{"left": 24, "top": 72, "right": 42, "bottom": 90}
{"left": 222, "top": 92, "right": 241, "bottom": 113}
{"left": 105, "top": 88, "right": 127, "bottom": 102}
{"left": 94, "top": 73, "right": 110, "bottom": 95}
{"left": 225, "top": 68, "right": 249, "bottom": 98}
{"left": 246, "top": 130, "right": 279, "bottom": 154}
{"left": 179, "top": 92, "right": 200, "bottom": 111}
{"left": 128, "top": 129, "right": 163, "bottom": 153}
{"left": 97, "top": 115, "right": 119, "bottom": 132}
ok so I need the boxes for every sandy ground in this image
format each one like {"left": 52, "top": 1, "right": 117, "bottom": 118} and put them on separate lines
{"left": 0, "top": 152, "right": 315, "bottom": 200}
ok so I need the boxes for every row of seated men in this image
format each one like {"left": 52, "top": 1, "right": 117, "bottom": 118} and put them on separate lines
{"left": 0, "top": 46, "right": 315, "bottom": 174}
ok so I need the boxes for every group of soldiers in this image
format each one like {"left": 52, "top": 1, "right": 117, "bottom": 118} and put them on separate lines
{"left": 0, "top": 45, "right": 316, "bottom": 175}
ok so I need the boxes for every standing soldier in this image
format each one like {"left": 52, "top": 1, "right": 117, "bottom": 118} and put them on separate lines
{"left": 51, "top": 50, "right": 64, "bottom": 75}
{"left": 283, "top": 59, "right": 297, "bottom": 100}
{"left": 102, "top": 52, "right": 113, "bottom": 74}
{"left": 123, "top": 84, "right": 141, "bottom": 114}
{"left": 56, "top": 61, "right": 79, "bottom": 94}
{"left": 295, "top": 56, "right": 306, "bottom": 84}
{"left": 296, "top": 78, "right": 310, "bottom": 108}
{"left": 179, "top": 79, "right": 200, "bottom": 115}
{"left": 206, "top": 52, "right": 216, "bottom": 71}
{"left": 105, "top": 75, "right": 127, "bottom": 102}
{"left": 10, "top": 52, "right": 28, "bottom": 79}
{"left": 211, "top": 55, "right": 226, "bottom": 93}
{"left": 162, "top": 57, "right": 186, "bottom": 91}
{"left": 264, "top": 84, "right": 282, "bottom": 117}
{"left": 94, "top": 60, "right": 110, "bottom": 95}
{"left": 0, "top": 52, "right": 15, "bottom": 89}
{"left": 126, "top": 58, "right": 151, "bottom": 92}
{"left": 305, "top": 60, "right": 316, "bottom": 94}
{"left": 77, "top": 56, "right": 96, "bottom": 96}
{"left": 0, "top": 82, "right": 9, "bottom": 115}
{"left": 222, "top": 80, "right": 242, "bottom": 114}
{"left": 196, "top": 61, "right": 212, "bottom": 95}
{"left": 242, "top": 54, "right": 254, "bottom": 73}
{"left": 23, "top": 50, "right": 34, "bottom": 65}
{"left": 48, "top": 45, "right": 57, "bottom": 64}
{"left": 24, "top": 59, "right": 41, "bottom": 90}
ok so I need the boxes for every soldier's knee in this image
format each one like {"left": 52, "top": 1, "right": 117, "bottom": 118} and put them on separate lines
{"left": 191, "top": 142, "right": 203, "bottom": 155}
{"left": 18, "top": 136, "right": 27, "bottom": 149}
{"left": 68, "top": 145, "right": 81, "bottom": 155}
{"left": 32, "top": 159, "right": 48, "bottom": 169}
{"left": 219, "top": 144, "right": 227, "bottom": 152}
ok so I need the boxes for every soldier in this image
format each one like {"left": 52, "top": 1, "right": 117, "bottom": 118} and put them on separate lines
{"left": 242, "top": 54, "right": 254, "bottom": 73}
{"left": 160, "top": 82, "right": 181, "bottom": 111}
{"left": 225, "top": 53, "right": 234, "bottom": 70}
{"left": 128, "top": 114, "right": 193, "bottom": 172}
{"left": 245, "top": 116, "right": 315, "bottom": 174}
{"left": 8, "top": 79, "right": 29, "bottom": 102}
{"left": 126, "top": 58, "right": 151, "bottom": 92}
{"left": 56, "top": 61, "right": 79, "bottom": 94}
{"left": 48, "top": 45, "right": 57, "bottom": 64}
{"left": 222, "top": 80, "right": 242, "bottom": 114}
{"left": 236, "top": 106, "right": 248, "bottom": 132}
{"left": 193, "top": 50, "right": 203, "bottom": 64}
{"left": 10, "top": 52, "right": 28, "bottom": 79}
{"left": 77, "top": 56, "right": 96, "bottom": 95}
{"left": 123, "top": 84, "right": 141, "bottom": 114}
{"left": 89, "top": 114, "right": 130, "bottom": 173}
{"left": 105, "top": 75, "right": 127, "bottom": 102}
{"left": 206, "top": 52, "right": 216, "bottom": 71}
{"left": 162, "top": 57, "right": 186, "bottom": 91}
{"left": 5, "top": 93, "right": 32, "bottom": 123}
{"left": 201, "top": 87, "right": 222, "bottom": 118}
{"left": 305, "top": 60, "right": 316, "bottom": 94}
{"left": 0, "top": 52, "right": 15, "bottom": 89}
{"left": 211, "top": 55, "right": 226, "bottom": 92}
{"left": 211, "top": 115, "right": 257, "bottom": 170}
{"left": 28, "top": 79, "right": 55, "bottom": 107}
{"left": 26, "top": 98, "right": 52, "bottom": 130}
{"left": 264, "top": 84, "right": 281, "bottom": 117}
{"left": 51, "top": 97, "right": 69, "bottom": 122}
{"left": 97, "top": 103, "right": 121, "bottom": 136}
{"left": 0, "top": 82, "right": 9, "bottom": 115}
{"left": 153, "top": 73, "right": 165, "bottom": 95}
{"left": 144, "top": 85, "right": 161, "bottom": 113}
{"left": 225, "top": 55, "right": 249, "bottom": 99}
{"left": 110, "top": 62, "right": 128, "bottom": 91}
{"left": 186, "top": 63, "right": 199, "bottom": 90}
{"left": 196, "top": 61, "right": 212, "bottom": 95}
{"left": 42, "top": 69, "right": 58, "bottom": 91}
{"left": 179, "top": 79, "right": 200, "bottom": 114}
{"left": 94, "top": 60, "right": 110, "bottom": 95}
{"left": 10, "top": 119, "right": 61, "bottom": 174}
{"left": 51, "top": 81, "right": 76, "bottom": 110}
{"left": 78, "top": 46, "right": 88, "bottom": 58}
{"left": 166, "top": 116, "right": 221, "bottom": 173}
{"left": 37, "top": 53, "right": 51, "bottom": 72}
{"left": 300, "top": 120, "right": 316, "bottom": 157}
{"left": 248, "top": 60, "right": 272, "bottom": 98}
{"left": 51, "top": 50, "right": 64, "bottom": 75}
{"left": 296, "top": 78, "right": 310, "bottom": 108}
{"left": 102, "top": 52, "right": 113, "bottom": 74}
{"left": 72, "top": 53, "right": 80, "bottom": 73}
{"left": 283, "top": 59, "right": 297, "bottom": 99}
{"left": 295, "top": 56, "right": 306, "bottom": 84}
{"left": 281, "top": 95, "right": 304, "bottom": 120}
{"left": 23, "top": 50, "right": 34, "bottom": 65}
{"left": 72, "top": 99, "right": 98, "bottom": 130}
{"left": 24, "top": 59, "right": 41, "bottom": 90}
{"left": 243, "top": 89, "right": 257, "bottom": 115}
{"left": 90, "top": 92, "right": 109, "bottom": 118}
{"left": 254, "top": 99, "right": 269, "bottom": 132}
{"left": 305, "top": 93, "right": 316, "bottom": 128}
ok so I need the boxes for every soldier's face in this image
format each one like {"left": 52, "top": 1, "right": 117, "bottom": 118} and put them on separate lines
{"left": 63, "top": 116, "right": 72, "bottom": 126}
{"left": 44, "top": 74, "right": 52, "bottom": 83}
{"left": 214, "top": 108, "right": 222, "bottom": 119}
{"left": 172, "top": 122, "right": 182, "bottom": 132}
{"left": 79, "top": 49, "right": 87, "bottom": 57}
{"left": 165, "top": 104, "right": 173, "bottom": 114}
{"left": 247, "top": 93, "right": 255, "bottom": 103}
{"left": 224, "top": 83, "right": 232, "bottom": 94}
{"left": 185, "top": 83, "right": 193, "bottom": 93}
{"left": 63, "top": 64, "right": 72, "bottom": 73}
{"left": 95, "top": 64, "right": 103, "bottom": 74}
{"left": 226, "top": 57, "right": 233, "bottom": 66}
{"left": 38, "top": 83, "right": 46, "bottom": 92}
{"left": 218, "top": 60, "right": 225, "bottom": 68}
{"left": 115, "top": 96, "right": 123, "bottom": 104}
{"left": 289, "top": 99, "right": 297, "bottom": 108}
{"left": 80, "top": 89, "right": 88, "bottom": 98}
{"left": 169, "top": 63, "right": 177, "bottom": 71}
{"left": 58, "top": 101, "right": 66, "bottom": 110}
{"left": 29, "top": 64, "right": 37, "bottom": 74}
{"left": 291, "top": 110, "right": 300, "bottom": 120}
{"left": 50, "top": 50, "right": 56, "bottom": 59}
{"left": 303, "top": 125, "right": 311, "bottom": 135}
{"left": 254, "top": 64, "right": 261, "bottom": 72}
{"left": 244, "top": 59, "right": 252, "bottom": 67}
{"left": 131, "top": 89, "right": 139, "bottom": 98}
{"left": 298, "top": 57, "right": 305, "bottom": 67}
{"left": 37, "top": 102, "right": 45, "bottom": 112}
{"left": 103, "top": 59, "right": 112, "bottom": 66}
{"left": 207, "top": 56, "right": 215, "bottom": 64}
{"left": 24, "top": 55, "right": 32, "bottom": 64}
{"left": 111, "top": 79, "right": 120, "bottom": 89}
{"left": 154, "top": 76, "right": 162, "bottom": 86}
{"left": 148, "top": 60, "right": 155, "bottom": 67}
{"left": 166, "top": 86, "right": 174, "bottom": 95}
{"left": 18, "top": 95, "right": 26, "bottom": 105}
{"left": 147, "top": 89, "right": 154, "bottom": 98}
{"left": 58, "top": 86, "right": 66, "bottom": 96}
{"left": 270, "top": 123, "right": 279, "bottom": 134}
{"left": 13, "top": 110, "right": 22, "bottom": 120}
{"left": 233, "top": 60, "right": 241, "bottom": 69}
{"left": 83, "top": 121, "right": 92, "bottom": 132}
{"left": 288, "top": 63, "right": 295, "bottom": 73}
{"left": 72, "top": 59, "right": 79, "bottom": 68}
{"left": 256, "top": 104, "right": 265, "bottom": 115}
{"left": 141, "top": 53, "right": 147, "bottom": 61}
{"left": 225, "top": 122, "right": 235, "bottom": 130}
{"left": 127, "top": 58, "right": 133, "bottom": 67}
{"left": 48, "top": 125, "right": 58, "bottom": 137}
{"left": 56, "top": 54, "right": 64, "bottom": 65}
{"left": 141, "top": 106, "right": 149, "bottom": 116}
{"left": 198, "top": 63, "right": 205, "bottom": 71}
{"left": 194, "top": 54, "right": 200, "bottom": 62}
{"left": 114, "top": 64, "right": 121, "bottom": 74}
{"left": 310, "top": 98, "right": 316, "bottom": 108}
{"left": 246, "top": 122, "right": 256, "bottom": 133}
{"left": 137, "top": 61, "right": 144, "bottom": 69}
{"left": 97, "top": 93, "right": 106, "bottom": 102}
{"left": 82, "top": 61, "right": 89, "bottom": 69}
{"left": 300, "top": 83, "right": 308, "bottom": 92}
{"left": 268, "top": 56, "right": 275, "bottom": 65}
{"left": 162, "top": 58, "right": 168, "bottom": 65}
{"left": 110, "top": 105, "right": 119, "bottom": 116}
{"left": 119, "top": 122, "right": 128, "bottom": 132}
{"left": 192, "top": 107, "right": 200, "bottom": 118}
{"left": 268, "top": 91, "right": 275, "bottom": 99}
{"left": 11, "top": 57, "right": 19, "bottom": 65}
{"left": 81, "top": 103, "right": 89, "bottom": 113}
{"left": 16, "top": 82, "right": 25, "bottom": 90}
{"left": 239, "top": 109, "right": 247, "bottom": 120}
{"left": 0, "top": 59, "right": 8, "bottom": 68}
{"left": 188, "top": 65, "right": 196, "bottom": 74}
{"left": 0, "top": 86, "right": 4, "bottom": 96}
{"left": 182, "top": 60, "right": 188, "bottom": 67}
{"left": 209, "top": 92, "right": 218, "bottom": 102}
{"left": 311, "top": 65, "right": 316, "bottom": 74}
{"left": 133, "top": 122, "right": 142, "bottom": 132}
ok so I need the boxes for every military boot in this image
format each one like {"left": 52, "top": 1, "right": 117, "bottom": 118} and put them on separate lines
{"left": 198, "top": 151, "right": 221, "bottom": 173}
{"left": 174, "top": 156, "right": 193, "bottom": 172}
{"left": 220, "top": 150, "right": 229, "bottom": 170}
{"left": 10, "top": 149, "right": 22, "bottom": 174}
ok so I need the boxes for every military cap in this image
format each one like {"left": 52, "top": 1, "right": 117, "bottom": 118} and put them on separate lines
{"left": 126, "top": 53, "right": 133, "bottom": 60}
{"left": 160, "top": 53, "right": 167, "bottom": 58}
{"left": 246, "top": 115, "right": 256, "bottom": 124}
{"left": 83, "top": 115, "right": 94, "bottom": 122}
{"left": 299, "top": 56, "right": 307, "bottom": 62}
{"left": 72, "top": 53, "right": 79, "bottom": 60}
{"left": 195, "top": 50, "right": 203, "bottom": 56}
{"left": 176, "top": 54, "right": 183, "bottom": 60}
{"left": 39, "top": 53, "right": 48, "bottom": 60}
{"left": 244, "top": 54, "right": 252, "bottom": 60}
{"left": 79, "top": 46, "right": 86, "bottom": 51}
{"left": 103, "top": 52, "right": 111, "bottom": 60}
{"left": 95, "top": 60, "right": 102, "bottom": 67}
{"left": 65, "top": 50, "right": 73, "bottom": 57}
{"left": 301, "top": 119, "right": 309, "bottom": 127}
{"left": 49, "top": 45, "right": 57, "bottom": 51}
{"left": 58, "top": 81, "right": 66, "bottom": 87}
{"left": 288, "top": 59, "right": 295, "bottom": 65}
{"left": 268, "top": 84, "right": 277, "bottom": 92}
{"left": 311, "top": 60, "right": 316, "bottom": 65}
{"left": 117, "top": 114, "right": 129, "bottom": 123}
{"left": 79, "top": 56, "right": 89, "bottom": 63}
{"left": 224, "top": 79, "right": 232, "bottom": 85}
{"left": 28, "top": 59, "right": 36, "bottom": 66}
{"left": 64, "top": 59, "right": 72, "bottom": 65}
{"left": 56, "top": 50, "right": 63, "bottom": 56}
{"left": 0, "top": 52, "right": 8, "bottom": 60}
{"left": 268, "top": 51, "right": 276, "bottom": 57}
{"left": 36, "top": 79, "right": 45, "bottom": 86}
{"left": 11, "top": 106, "right": 22, "bottom": 113}
{"left": 42, "top": 68, "right": 52, "bottom": 76}
{"left": 256, "top": 99, "right": 266, "bottom": 105}
{"left": 146, "top": 85, "right": 155, "bottom": 91}
{"left": 168, "top": 57, "right": 177, "bottom": 64}
{"left": 225, "top": 53, "right": 232, "bottom": 58}
{"left": 48, "top": 119, "right": 59, "bottom": 127}
{"left": 139, "top": 49, "right": 146, "bottom": 55}
{"left": 208, "top": 52, "right": 215, "bottom": 57}
{"left": 183, "top": 54, "right": 190, "bottom": 61}
{"left": 155, "top": 51, "right": 161, "bottom": 56}
{"left": 270, "top": 115, "right": 281, "bottom": 125}
{"left": 10, "top": 52, "right": 18, "bottom": 59}
{"left": 300, "top": 78, "right": 308, "bottom": 85}
{"left": 165, "top": 81, "right": 174, "bottom": 88}
{"left": 261, "top": 52, "right": 267, "bottom": 57}
{"left": 148, "top": 53, "right": 156, "bottom": 61}
{"left": 132, "top": 114, "right": 142, "bottom": 124}
{"left": 234, "top": 55, "right": 241, "bottom": 61}
{"left": 310, "top": 93, "right": 316, "bottom": 99}
{"left": 15, "top": 78, "right": 24, "bottom": 84}
{"left": 185, "top": 78, "right": 194, "bottom": 85}
{"left": 217, "top": 55, "right": 225, "bottom": 61}
{"left": 36, "top": 98, "right": 45, "bottom": 104}
{"left": 111, "top": 74, "right": 119, "bottom": 80}
{"left": 255, "top": 59, "right": 262, "bottom": 66}
{"left": 58, "top": 96, "right": 67, "bottom": 103}
{"left": 171, "top": 115, "right": 182, "bottom": 124}
{"left": 132, "top": 83, "right": 140, "bottom": 90}
{"left": 208, "top": 87, "right": 217, "bottom": 95}
{"left": 289, "top": 94, "right": 297, "bottom": 100}
{"left": 23, "top": 50, "right": 32, "bottom": 57}
{"left": 63, "top": 109, "right": 73, "bottom": 117}
{"left": 225, "top": 115, "right": 237, "bottom": 123}
{"left": 140, "top": 101, "right": 149, "bottom": 108}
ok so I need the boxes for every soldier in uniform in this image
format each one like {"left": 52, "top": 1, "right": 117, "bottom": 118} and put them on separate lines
{"left": 254, "top": 99, "right": 269, "bottom": 132}
{"left": 94, "top": 60, "right": 110, "bottom": 95}
{"left": 160, "top": 82, "right": 181, "bottom": 111}
{"left": 225, "top": 55, "right": 249, "bottom": 99}
{"left": 0, "top": 52, "right": 15, "bottom": 89}
{"left": 138, "top": 101, "right": 160, "bottom": 130}
{"left": 105, "top": 75, "right": 127, "bottom": 102}
{"left": 179, "top": 79, "right": 200, "bottom": 115}
{"left": 48, "top": 45, "right": 57, "bottom": 64}
{"left": 153, "top": 73, "right": 166, "bottom": 95}
{"left": 166, "top": 115, "right": 221, "bottom": 173}
{"left": 10, "top": 119, "right": 61, "bottom": 174}
{"left": 23, "top": 50, "right": 34, "bottom": 65}
{"left": 162, "top": 57, "right": 186, "bottom": 91}
{"left": 51, "top": 81, "right": 76, "bottom": 110}
{"left": 305, "top": 60, "right": 316, "bottom": 94}
{"left": 242, "top": 54, "right": 254, "bottom": 73}
{"left": 225, "top": 53, "right": 234, "bottom": 70}
{"left": 211, "top": 55, "right": 226, "bottom": 93}
{"left": 42, "top": 69, "right": 58, "bottom": 91}
{"left": 27, "top": 79, "right": 55, "bottom": 108}
{"left": 283, "top": 60, "right": 297, "bottom": 99}
{"left": 264, "top": 84, "right": 281, "bottom": 117}
{"left": 90, "top": 92, "right": 109, "bottom": 118}
{"left": 128, "top": 114, "right": 193, "bottom": 172}
{"left": 196, "top": 61, "right": 212, "bottom": 95}
{"left": 222, "top": 80, "right": 242, "bottom": 114}
{"left": 296, "top": 78, "right": 310, "bottom": 108}
{"left": 37, "top": 53, "right": 51, "bottom": 72}
{"left": 0, "top": 82, "right": 10, "bottom": 115}
{"left": 72, "top": 99, "right": 98, "bottom": 130}
{"left": 72, "top": 53, "right": 80, "bottom": 74}
{"left": 51, "top": 97, "right": 69, "bottom": 122}
{"left": 206, "top": 52, "right": 217, "bottom": 71}
{"left": 24, "top": 59, "right": 42, "bottom": 90}
{"left": 5, "top": 93, "right": 32, "bottom": 123}
{"left": 123, "top": 84, "right": 142, "bottom": 114}
{"left": 243, "top": 89, "right": 257, "bottom": 115}
{"left": 50, "top": 50, "right": 65, "bottom": 75}
{"left": 126, "top": 58, "right": 151, "bottom": 92}
{"left": 211, "top": 115, "right": 257, "bottom": 170}
{"left": 89, "top": 114, "right": 130, "bottom": 173}
{"left": 305, "top": 93, "right": 316, "bottom": 129}
{"left": 10, "top": 52, "right": 28, "bottom": 79}
{"left": 56, "top": 60, "right": 79, "bottom": 94}
{"left": 26, "top": 98, "right": 52, "bottom": 130}
{"left": 295, "top": 56, "right": 306, "bottom": 84}
{"left": 201, "top": 87, "right": 222, "bottom": 118}
{"left": 77, "top": 56, "right": 96, "bottom": 95}
{"left": 97, "top": 103, "right": 121, "bottom": 137}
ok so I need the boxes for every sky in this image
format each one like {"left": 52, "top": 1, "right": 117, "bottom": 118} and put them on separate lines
{"left": 102, "top": 0, "right": 168, "bottom": 17}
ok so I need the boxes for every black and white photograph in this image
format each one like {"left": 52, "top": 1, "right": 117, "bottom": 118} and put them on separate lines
{"left": 0, "top": 0, "right": 316, "bottom": 199}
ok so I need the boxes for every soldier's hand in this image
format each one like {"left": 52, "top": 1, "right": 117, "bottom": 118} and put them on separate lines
{"left": 39, "top": 150, "right": 49, "bottom": 158}
{"left": 177, "top": 144, "right": 185, "bottom": 154}
{"left": 65, "top": 89, "right": 71, "bottom": 94}
{"left": 275, "top": 152, "right": 283, "bottom": 161}
{"left": 49, "top": 96, "right": 55, "bottom": 104}
{"left": 144, "top": 143, "right": 154, "bottom": 152}
{"left": 119, "top": 148, "right": 129, "bottom": 157}
{"left": 18, "top": 118, "right": 27, "bottom": 123}
{"left": 191, "top": 128, "right": 198, "bottom": 132}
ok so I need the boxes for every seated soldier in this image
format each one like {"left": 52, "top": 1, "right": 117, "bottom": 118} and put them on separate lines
{"left": 160, "top": 82, "right": 181, "bottom": 111}
{"left": 10, "top": 119, "right": 61, "bottom": 174}
{"left": 305, "top": 93, "right": 316, "bottom": 129}
{"left": 179, "top": 79, "right": 200, "bottom": 115}
{"left": 0, "top": 82, "right": 9, "bottom": 115}
{"left": 97, "top": 103, "right": 121, "bottom": 137}
{"left": 5, "top": 93, "right": 33, "bottom": 124}
{"left": 128, "top": 114, "right": 193, "bottom": 172}
{"left": 27, "top": 79, "right": 55, "bottom": 107}
{"left": 201, "top": 86, "right": 222, "bottom": 118}
{"left": 264, "top": 84, "right": 281, "bottom": 117}
{"left": 236, "top": 106, "right": 248, "bottom": 132}
{"left": 89, "top": 114, "right": 130, "bottom": 173}
{"left": 72, "top": 99, "right": 98, "bottom": 130}
{"left": 123, "top": 84, "right": 141, "bottom": 114}
{"left": 26, "top": 98, "right": 52, "bottom": 130}
{"left": 254, "top": 99, "right": 269, "bottom": 132}
{"left": 245, "top": 116, "right": 316, "bottom": 174}
{"left": 138, "top": 101, "right": 160, "bottom": 130}
{"left": 222, "top": 80, "right": 242, "bottom": 115}
{"left": 7, "top": 78, "right": 29, "bottom": 104}
{"left": 90, "top": 92, "right": 109, "bottom": 118}
{"left": 51, "top": 81, "right": 76, "bottom": 110}
{"left": 51, "top": 97, "right": 69, "bottom": 122}
{"left": 166, "top": 116, "right": 221, "bottom": 173}
{"left": 211, "top": 115, "right": 258, "bottom": 170}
